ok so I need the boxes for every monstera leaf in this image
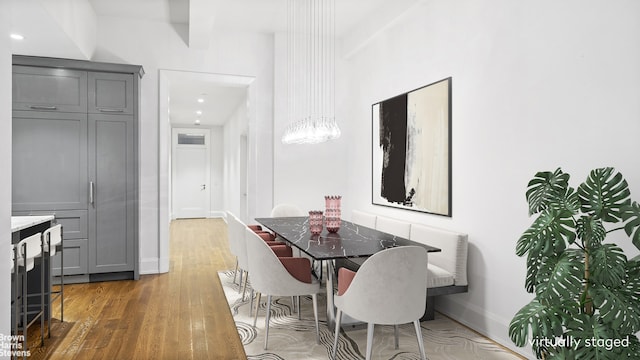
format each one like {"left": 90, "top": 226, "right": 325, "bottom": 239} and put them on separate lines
{"left": 509, "top": 299, "right": 564, "bottom": 347}
{"left": 525, "top": 250, "right": 545, "bottom": 293}
{"left": 621, "top": 201, "right": 640, "bottom": 251}
{"left": 577, "top": 168, "right": 631, "bottom": 223}
{"left": 589, "top": 244, "right": 627, "bottom": 288}
{"left": 591, "top": 285, "right": 638, "bottom": 334}
{"left": 526, "top": 168, "right": 570, "bottom": 215}
{"left": 517, "top": 209, "right": 575, "bottom": 257}
{"left": 565, "top": 313, "right": 620, "bottom": 360}
{"left": 552, "top": 186, "right": 581, "bottom": 216}
{"left": 535, "top": 250, "right": 584, "bottom": 304}
{"left": 576, "top": 215, "right": 606, "bottom": 248}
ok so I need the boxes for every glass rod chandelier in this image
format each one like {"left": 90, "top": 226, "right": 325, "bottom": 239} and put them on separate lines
{"left": 281, "top": 0, "right": 341, "bottom": 144}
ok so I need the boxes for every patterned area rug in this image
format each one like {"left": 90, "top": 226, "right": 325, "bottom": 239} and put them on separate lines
{"left": 218, "top": 271, "right": 523, "bottom": 360}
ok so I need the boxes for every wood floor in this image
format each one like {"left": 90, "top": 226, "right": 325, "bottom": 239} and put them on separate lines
{"left": 26, "top": 218, "right": 246, "bottom": 360}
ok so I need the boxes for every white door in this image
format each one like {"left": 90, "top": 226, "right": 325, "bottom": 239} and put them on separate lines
{"left": 172, "top": 128, "right": 211, "bottom": 218}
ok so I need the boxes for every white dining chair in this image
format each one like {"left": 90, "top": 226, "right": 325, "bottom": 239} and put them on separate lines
{"left": 245, "top": 227, "right": 320, "bottom": 350}
{"left": 270, "top": 203, "right": 305, "bottom": 217}
{"left": 332, "top": 245, "right": 428, "bottom": 360}
{"left": 227, "top": 214, "right": 252, "bottom": 301}
{"left": 226, "top": 211, "right": 243, "bottom": 286}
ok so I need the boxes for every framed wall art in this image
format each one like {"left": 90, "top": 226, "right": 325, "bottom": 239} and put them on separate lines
{"left": 372, "top": 77, "right": 452, "bottom": 216}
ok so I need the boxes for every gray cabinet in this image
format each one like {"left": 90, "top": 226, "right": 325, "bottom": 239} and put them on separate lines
{"left": 12, "top": 56, "right": 143, "bottom": 282}
{"left": 12, "top": 111, "right": 88, "bottom": 211}
{"left": 88, "top": 72, "right": 134, "bottom": 115}
{"left": 88, "top": 114, "right": 135, "bottom": 274}
{"left": 13, "top": 66, "right": 87, "bottom": 113}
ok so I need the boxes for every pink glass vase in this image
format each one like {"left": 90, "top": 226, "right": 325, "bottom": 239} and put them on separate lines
{"left": 308, "top": 210, "right": 324, "bottom": 235}
{"left": 324, "top": 195, "right": 342, "bottom": 233}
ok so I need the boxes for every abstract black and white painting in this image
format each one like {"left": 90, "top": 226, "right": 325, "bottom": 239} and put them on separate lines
{"left": 372, "top": 77, "right": 451, "bottom": 216}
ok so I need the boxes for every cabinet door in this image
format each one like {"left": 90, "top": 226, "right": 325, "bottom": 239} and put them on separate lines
{"left": 88, "top": 72, "right": 134, "bottom": 115}
{"left": 52, "top": 239, "right": 88, "bottom": 276}
{"left": 88, "top": 114, "right": 135, "bottom": 273}
{"left": 13, "top": 66, "right": 87, "bottom": 113}
{"left": 12, "top": 111, "right": 88, "bottom": 211}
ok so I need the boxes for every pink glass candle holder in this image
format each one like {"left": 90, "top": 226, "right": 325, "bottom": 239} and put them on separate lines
{"left": 309, "top": 210, "right": 324, "bottom": 235}
{"left": 324, "top": 195, "right": 342, "bottom": 211}
{"left": 324, "top": 195, "right": 341, "bottom": 232}
{"left": 325, "top": 216, "right": 341, "bottom": 233}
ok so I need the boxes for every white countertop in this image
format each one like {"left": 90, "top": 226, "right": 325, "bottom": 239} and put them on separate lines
{"left": 11, "top": 215, "right": 55, "bottom": 233}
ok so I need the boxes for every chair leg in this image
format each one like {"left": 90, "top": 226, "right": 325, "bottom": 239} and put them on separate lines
{"left": 365, "top": 323, "right": 374, "bottom": 360}
{"left": 12, "top": 250, "right": 17, "bottom": 341}
{"left": 232, "top": 258, "right": 239, "bottom": 284}
{"left": 60, "top": 241, "right": 64, "bottom": 323}
{"left": 249, "top": 288, "right": 255, "bottom": 316}
{"left": 297, "top": 296, "right": 301, "bottom": 320}
{"left": 332, "top": 310, "right": 342, "bottom": 360}
{"left": 414, "top": 320, "right": 426, "bottom": 360}
{"left": 394, "top": 324, "right": 399, "bottom": 349}
{"left": 22, "top": 264, "right": 28, "bottom": 357}
{"left": 253, "top": 292, "right": 261, "bottom": 327}
{"left": 264, "top": 295, "right": 272, "bottom": 350}
{"left": 312, "top": 294, "right": 319, "bottom": 344}
{"left": 237, "top": 268, "right": 243, "bottom": 293}
{"left": 40, "top": 244, "right": 45, "bottom": 346}
{"left": 241, "top": 271, "right": 248, "bottom": 301}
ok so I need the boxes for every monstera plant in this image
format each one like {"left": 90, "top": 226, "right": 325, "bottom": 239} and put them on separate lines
{"left": 509, "top": 167, "right": 640, "bottom": 359}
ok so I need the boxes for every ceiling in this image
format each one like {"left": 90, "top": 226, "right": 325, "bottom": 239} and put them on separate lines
{"left": 10, "top": 0, "right": 418, "bottom": 127}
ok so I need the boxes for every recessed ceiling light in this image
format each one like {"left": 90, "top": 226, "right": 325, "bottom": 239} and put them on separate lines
{"left": 196, "top": 110, "right": 202, "bottom": 115}
{"left": 194, "top": 119, "right": 201, "bottom": 125}
{"left": 10, "top": 33, "right": 24, "bottom": 40}
{"left": 197, "top": 98, "right": 204, "bottom": 103}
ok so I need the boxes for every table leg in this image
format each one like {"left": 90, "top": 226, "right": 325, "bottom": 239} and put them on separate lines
{"left": 326, "top": 260, "right": 336, "bottom": 332}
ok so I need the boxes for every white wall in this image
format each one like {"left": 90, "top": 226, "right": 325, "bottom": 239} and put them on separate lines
{"left": 39, "top": 0, "right": 97, "bottom": 59}
{"left": 92, "top": 16, "right": 274, "bottom": 273}
{"left": 209, "top": 126, "right": 224, "bottom": 216}
{"left": 223, "top": 101, "right": 249, "bottom": 220}
{"left": 341, "top": 0, "right": 640, "bottom": 356}
{"left": 1, "top": 1, "right": 12, "bottom": 355}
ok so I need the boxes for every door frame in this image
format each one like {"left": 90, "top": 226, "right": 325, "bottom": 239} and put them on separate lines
{"left": 158, "top": 70, "right": 256, "bottom": 274}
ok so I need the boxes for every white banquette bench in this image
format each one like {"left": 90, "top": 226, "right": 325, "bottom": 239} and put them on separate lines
{"left": 336, "top": 210, "right": 469, "bottom": 320}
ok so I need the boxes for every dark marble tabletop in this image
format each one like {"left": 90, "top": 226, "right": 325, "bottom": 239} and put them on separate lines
{"left": 255, "top": 216, "right": 441, "bottom": 261}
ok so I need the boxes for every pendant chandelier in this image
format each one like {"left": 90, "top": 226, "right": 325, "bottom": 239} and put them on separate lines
{"left": 281, "top": 0, "right": 341, "bottom": 144}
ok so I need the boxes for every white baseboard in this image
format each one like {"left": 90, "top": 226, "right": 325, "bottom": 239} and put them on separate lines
{"left": 159, "top": 256, "right": 170, "bottom": 273}
{"left": 435, "top": 295, "right": 533, "bottom": 358}
{"left": 209, "top": 211, "right": 225, "bottom": 218}
{"left": 139, "top": 257, "right": 160, "bottom": 275}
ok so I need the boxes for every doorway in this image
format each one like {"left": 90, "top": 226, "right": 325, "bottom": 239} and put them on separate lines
{"left": 158, "top": 69, "right": 256, "bottom": 274}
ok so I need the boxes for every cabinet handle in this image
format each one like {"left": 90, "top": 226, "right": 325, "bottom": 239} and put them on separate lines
{"left": 29, "top": 105, "right": 57, "bottom": 110}
{"left": 89, "top": 181, "right": 94, "bottom": 205}
{"left": 97, "top": 108, "right": 124, "bottom": 113}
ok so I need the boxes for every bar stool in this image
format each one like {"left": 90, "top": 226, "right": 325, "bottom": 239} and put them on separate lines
{"left": 11, "top": 244, "right": 17, "bottom": 341}
{"left": 15, "top": 233, "right": 45, "bottom": 356}
{"left": 43, "top": 224, "right": 64, "bottom": 338}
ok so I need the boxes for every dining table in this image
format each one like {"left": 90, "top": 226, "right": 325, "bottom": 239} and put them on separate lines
{"left": 254, "top": 216, "right": 441, "bottom": 331}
